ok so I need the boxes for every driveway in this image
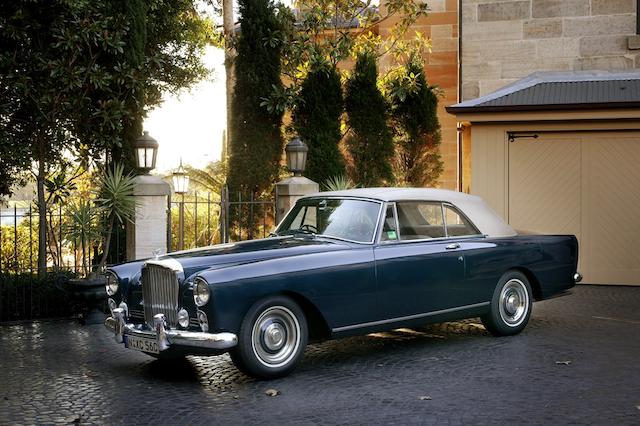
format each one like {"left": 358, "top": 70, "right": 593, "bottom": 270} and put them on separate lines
{"left": 1, "top": 285, "right": 639, "bottom": 425}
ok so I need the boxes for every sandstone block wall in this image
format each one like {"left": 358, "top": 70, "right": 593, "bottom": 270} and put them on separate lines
{"left": 461, "top": 0, "right": 640, "bottom": 100}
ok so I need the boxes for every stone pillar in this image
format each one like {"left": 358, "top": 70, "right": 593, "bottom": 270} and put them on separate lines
{"left": 275, "top": 176, "right": 319, "bottom": 224}
{"left": 126, "top": 175, "right": 172, "bottom": 261}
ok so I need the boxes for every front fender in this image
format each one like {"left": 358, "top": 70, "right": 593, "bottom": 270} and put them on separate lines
{"left": 199, "top": 247, "right": 377, "bottom": 335}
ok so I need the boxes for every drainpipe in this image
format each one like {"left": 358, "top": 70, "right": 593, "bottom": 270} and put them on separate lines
{"left": 457, "top": 0, "right": 463, "bottom": 192}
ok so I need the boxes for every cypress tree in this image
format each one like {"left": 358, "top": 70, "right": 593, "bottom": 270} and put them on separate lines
{"left": 390, "top": 56, "right": 443, "bottom": 187}
{"left": 293, "top": 63, "right": 345, "bottom": 184}
{"left": 227, "top": 0, "right": 284, "bottom": 199}
{"left": 344, "top": 52, "right": 394, "bottom": 187}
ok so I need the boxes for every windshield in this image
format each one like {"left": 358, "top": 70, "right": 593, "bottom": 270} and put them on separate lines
{"left": 276, "top": 198, "right": 382, "bottom": 243}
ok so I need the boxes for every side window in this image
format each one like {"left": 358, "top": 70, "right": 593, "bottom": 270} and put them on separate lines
{"left": 396, "top": 202, "right": 445, "bottom": 240}
{"left": 444, "top": 205, "right": 480, "bottom": 237}
{"left": 381, "top": 205, "right": 399, "bottom": 241}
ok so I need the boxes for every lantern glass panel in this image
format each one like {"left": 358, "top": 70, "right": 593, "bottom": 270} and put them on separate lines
{"left": 173, "top": 173, "right": 189, "bottom": 194}
{"left": 136, "top": 147, "right": 146, "bottom": 169}
{"left": 145, "top": 147, "right": 155, "bottom": 168}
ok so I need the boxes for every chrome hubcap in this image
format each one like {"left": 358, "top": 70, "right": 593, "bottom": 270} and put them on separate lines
{"left": 499, "top": 279, "right": 529, "bottom": 327}
{"left": 252, "top": 306, "right": 300, "bottom": 368}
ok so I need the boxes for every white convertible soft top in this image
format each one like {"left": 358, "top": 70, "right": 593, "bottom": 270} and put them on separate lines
{"left": 302, "top": 188, "right": 516, "bottom": 238}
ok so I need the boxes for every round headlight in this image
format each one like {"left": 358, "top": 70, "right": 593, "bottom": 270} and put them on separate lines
{"left": 177, "top": 308, "right": 190, "bottom": 328}
{"left": 106, "top": 272, "right": 119, "bottom": 296}
{"left": 193, "top": 278, "right": 210, "bottom": 307}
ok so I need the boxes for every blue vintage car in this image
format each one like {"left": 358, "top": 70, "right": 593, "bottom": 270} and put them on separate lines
{"left": 105, "top": 188, "right": 580, "bottom": 378}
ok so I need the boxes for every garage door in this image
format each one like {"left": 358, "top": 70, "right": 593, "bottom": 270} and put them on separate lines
{"left": 508, "top": 132, "right": 640, "bottom": 285}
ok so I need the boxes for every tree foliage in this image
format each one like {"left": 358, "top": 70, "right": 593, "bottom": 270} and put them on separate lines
{"left": 382, "top": 53, "right": 443, "bottom": 187}
{"left": 0, "top": 0, "right": 213, "bottom": 274}
{"left": 293, "top": 63, "right": 345, "bottom": 183}
{"left": 227, "top": 0, "right": 284, "bottom": 199}
{"left": 344, "top": 51, "right": 394, "bottom": 186}
{"left": 257, "top": 0, "right": 430, "bottom": 188}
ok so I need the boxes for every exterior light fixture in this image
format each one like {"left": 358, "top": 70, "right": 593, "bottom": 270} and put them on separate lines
{"left": 172, "top": 159, "right": 190, "bottom": 195}
{"left": 134, "top": 131, "right": 159, "bottom": 174}
{"left": 172, "top": 159, "right": 189, "bottom": 251}
{"left": 285, "top": 137, "right": 309, "bottom": 177}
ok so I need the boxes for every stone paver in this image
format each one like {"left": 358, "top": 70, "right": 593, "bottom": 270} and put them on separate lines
{"left": 1, "top": 285, "right": 639, "bottom": 425}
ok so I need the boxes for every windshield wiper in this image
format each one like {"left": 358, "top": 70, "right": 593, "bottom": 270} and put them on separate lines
{"left": 277, "top": 228, "right": 316, "bottom": 237}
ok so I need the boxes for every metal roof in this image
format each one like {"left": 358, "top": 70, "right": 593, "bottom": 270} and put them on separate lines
{"left": 447, "top": 70, "right": 640, "bottom": 113}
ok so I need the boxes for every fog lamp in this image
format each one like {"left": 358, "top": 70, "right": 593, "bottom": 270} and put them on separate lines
{"left": 197, "top": 310, "right": 209, "bottom": 333}
{"left": 178, "top": 308, "right": 190, "bottom": 328}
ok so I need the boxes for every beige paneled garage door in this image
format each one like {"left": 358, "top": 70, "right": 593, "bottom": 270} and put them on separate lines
{"left": 508, "top": 132, "right": 640, "bottom": 285}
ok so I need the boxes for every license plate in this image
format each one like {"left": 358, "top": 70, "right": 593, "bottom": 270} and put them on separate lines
{"left": 124, "top": 335, "right": 159, "bottom": 354}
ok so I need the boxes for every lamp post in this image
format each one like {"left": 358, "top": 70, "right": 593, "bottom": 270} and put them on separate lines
{"left": 172, "top": 160, "right": 189, "bottom": 251}
{"left": 275, "top": 137, "right": 317, "bottom": 224}
{"left": 126, "top": 131, "right": 171, "bottom": 261}
{"left": 134, "top": 131, "right": 159, "bottom": 174}
{"left": 284, "top": 137, "right": 308, "bottom": 176}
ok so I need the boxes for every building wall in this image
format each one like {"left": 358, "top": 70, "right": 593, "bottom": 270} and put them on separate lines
{"left": 461, "top": 0, "right": 640, "bottom": 100}
{"left": 379, "top": 0, "right": 460, "bottom": 190}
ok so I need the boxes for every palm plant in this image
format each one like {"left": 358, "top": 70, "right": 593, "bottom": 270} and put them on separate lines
{"left": 94, "top": 163, "right": 137, "bottom": 270}
{"left": 65, "top": 199, "right": 101, "bottom": 276}
{"left": 322, "top": 175, "right": 356, "bottom": 192}
{"left": 184, "top": 161, "right": 227, "bottom": 194}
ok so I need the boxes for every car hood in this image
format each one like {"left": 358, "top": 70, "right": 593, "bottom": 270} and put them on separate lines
{"left": 155, "top": 236, "right": 350, "bottom": 279}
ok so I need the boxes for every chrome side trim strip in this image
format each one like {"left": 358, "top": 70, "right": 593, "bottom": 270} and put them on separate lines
{"left": 331, "top": 301, "right": 490, "bottom": 333}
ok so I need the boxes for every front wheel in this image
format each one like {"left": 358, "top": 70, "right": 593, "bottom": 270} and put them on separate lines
{"left": 481, "top": 271, "right": 533, "bottom": 336}
{"left": 230, "top": 296, "right": 308, "bottom": 379}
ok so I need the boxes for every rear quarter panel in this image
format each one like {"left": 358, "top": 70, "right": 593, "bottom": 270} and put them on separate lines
{"left": 464, "top": 235, "right": 578, "bottom": 301}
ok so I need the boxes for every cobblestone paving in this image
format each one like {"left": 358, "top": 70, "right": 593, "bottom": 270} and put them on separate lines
{"left": 1, "top": 285, "right": 639, "bottom": 425}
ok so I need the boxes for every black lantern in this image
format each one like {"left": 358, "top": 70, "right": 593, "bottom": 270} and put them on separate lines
{"left": 134, "top": 131, "right": 159, "bottom": 173}
{"left": 285, "top": 137, "right": 308, "bottom": 177}
{"left": 172, "top": 159, "right": 190, "bottom": 195}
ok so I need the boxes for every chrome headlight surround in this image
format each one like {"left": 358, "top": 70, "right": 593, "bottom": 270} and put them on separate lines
{"left": 193, "top": 277, "right": 210, "bottom": 307}
{"left": 105, "top": 271, "right": 119, "bottom": 296}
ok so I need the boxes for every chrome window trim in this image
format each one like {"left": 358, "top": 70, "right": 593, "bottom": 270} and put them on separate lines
{"left": 442, "top": 202, "right": 481, "bottom": 237}
{"left": 377, "top": 199, "right": 484, "bottom": 245}
{"left": 332, "top": 301, "right": 491, "bottom": 333}
{"left": 276, "top": 196, "right": 384, "bottom": 245}
{"left": 441, "top": 202, "right": 448, "bottom": 237}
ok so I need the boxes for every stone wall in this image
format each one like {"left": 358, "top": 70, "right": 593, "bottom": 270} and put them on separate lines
{"left": 461, "top": 0, "right": 640, "bottom": 100}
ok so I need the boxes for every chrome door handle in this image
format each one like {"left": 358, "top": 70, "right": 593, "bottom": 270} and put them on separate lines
{"left": 445, "top": 243, "right": 460, "bottom": 250}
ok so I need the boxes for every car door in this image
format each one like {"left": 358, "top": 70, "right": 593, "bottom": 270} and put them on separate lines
{"left": 373, "top": 201, "right": 468, "bottom": 320}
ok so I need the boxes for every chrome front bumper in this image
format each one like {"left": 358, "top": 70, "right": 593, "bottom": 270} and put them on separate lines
{"left": 104, "top": 308, "right": 237, "bottom": 352}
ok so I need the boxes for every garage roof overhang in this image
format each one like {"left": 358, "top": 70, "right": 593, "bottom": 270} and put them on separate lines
{"left": 447, "top": 70, "right": 640, "bottom": 123}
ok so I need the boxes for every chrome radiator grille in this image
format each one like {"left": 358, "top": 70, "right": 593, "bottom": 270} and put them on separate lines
{"left": 141, "top": 263, "right": 179, "bottom": 328}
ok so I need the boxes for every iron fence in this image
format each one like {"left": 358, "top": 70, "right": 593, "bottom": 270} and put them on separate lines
{"left": 0, "top": 188, "right": 275, "bottom": 321}
{"left": 169, "top": 187, "right": 276, "bottom": 252}
{"left": 0, "top": 201, "right": 124, "bottom": 322}
{"left": 0, "top": 202, "right": 124, "bottom": 275}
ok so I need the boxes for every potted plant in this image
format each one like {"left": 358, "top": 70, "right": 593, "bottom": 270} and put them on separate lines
{"left": 64, "top": 164, "right": 137, "bottom": 324}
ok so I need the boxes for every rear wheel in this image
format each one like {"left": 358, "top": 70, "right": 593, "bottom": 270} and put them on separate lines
{"left": 230, "top": 296, "right": 308, "bottom": 379}
{"left": 481, "top": 271, "right": 532, "bottom": 336}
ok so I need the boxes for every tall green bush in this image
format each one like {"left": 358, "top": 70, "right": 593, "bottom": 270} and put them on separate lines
{"left": 293, "top": 64, "right": 345, "bottom": 183}
{"left": 384, "top": 55, "right": 443, "bottom": 187}
{"left": 344, "top": 52, "right": 394, "bottom": 186}
{"left": 227, "top": 0, "right": 284, "bottom": 198}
